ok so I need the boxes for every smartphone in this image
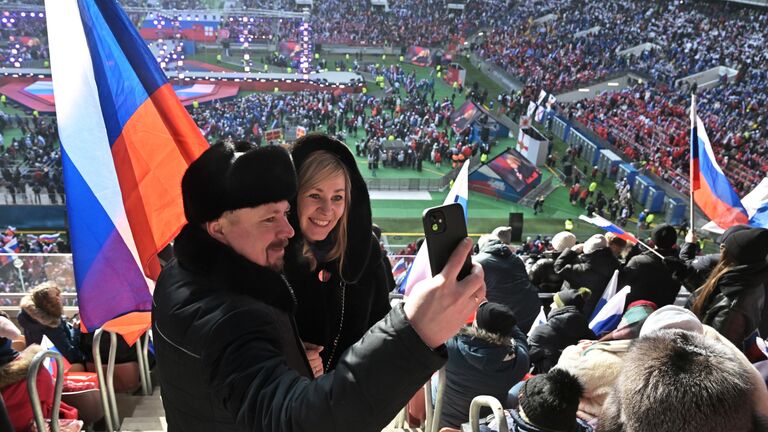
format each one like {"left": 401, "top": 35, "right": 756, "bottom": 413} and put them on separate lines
{"left": 422, "top": 203, "right": 472, "bottom": 280}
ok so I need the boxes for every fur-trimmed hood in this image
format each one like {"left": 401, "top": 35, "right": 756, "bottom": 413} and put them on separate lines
{"left": 173, "top": 223, "right": 296, "bottom": 313}
{"left": 286, "top": 134, "right": 374, "bottom": 284}
{"left": 20, "top": 293, "right": 61, "bottom": 328}
{"left": 455, "top": 326, "right": 518, "bottom": 370}
{"left": 0, "top": 344, "right": 42, "bottom": 388}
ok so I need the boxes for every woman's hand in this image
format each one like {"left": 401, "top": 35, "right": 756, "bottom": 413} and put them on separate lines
{"left": 303, "top": 342, "right": 324, "bottom": 378}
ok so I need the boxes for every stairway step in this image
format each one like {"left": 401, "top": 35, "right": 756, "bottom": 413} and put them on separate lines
{"left": 121, "top": 416, "right": 166, "bottom": 432}
{"left": 131, "top": 408, "right": 167, "bottom": 416}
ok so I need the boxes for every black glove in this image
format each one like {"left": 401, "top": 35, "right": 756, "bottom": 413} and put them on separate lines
{"left": 662, "top": 256, "right": 692, "bottom": 280}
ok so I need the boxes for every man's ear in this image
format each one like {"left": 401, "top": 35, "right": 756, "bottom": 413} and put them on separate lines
{"left": 206, "top": 218, "right": 227, "bottom": 244}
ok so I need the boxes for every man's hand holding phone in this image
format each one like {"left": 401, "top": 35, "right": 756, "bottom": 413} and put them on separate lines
{"left": 404, "top": 238, "right": 486, "bottom": 349}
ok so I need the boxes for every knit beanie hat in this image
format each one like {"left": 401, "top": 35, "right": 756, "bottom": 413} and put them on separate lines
{"left": 652, "top": 224, "right": 677, "bottom": 250}
{"left": 519, "top": 369, "right": 583, "bottom": 431}
{"left": 182, "top": 142, "right": 297, "bottom": 224}
{"left": 724, "top": 228, "right": 768, "bottom": 265}
{"left": 551, "top": 231, "right": 577, "bottom": 253}
{"left": 476, "top": 302, "right": 517, "bottom": 337}
{"left": 583, "top": 234, "right": 607, "bottom": 254}
{"left": 554, "top": 288, "right": 591, "bottom": 311}
{"left": 716, "top": 224, "right": 750, "bottom": 244}
{"left": 640, "top": 305, "right": 704, "bottom": 337}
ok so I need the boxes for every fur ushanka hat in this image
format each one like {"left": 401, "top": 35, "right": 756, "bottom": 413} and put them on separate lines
{"left": 182, "top": 142, "right": 297, "bottom": 224}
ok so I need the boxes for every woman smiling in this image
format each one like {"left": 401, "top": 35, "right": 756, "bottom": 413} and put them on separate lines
{"left": 285, "top": 133, "right": 392, "bottom": 376}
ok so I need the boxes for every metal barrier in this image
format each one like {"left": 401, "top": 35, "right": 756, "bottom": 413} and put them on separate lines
{"left": 27, "top": 350, "right": 64, "bottom": 432}
{"left": 424, "top": 366, "right": 446, "bottom": 432}
{"left": 91, "top": 326, "right": 153, "bottom": 432}
{"left": 469, "top": 396, "right": 508, "bottom": 432}
{"left": 93, "top": 328, "right": 119, "bottom": 432}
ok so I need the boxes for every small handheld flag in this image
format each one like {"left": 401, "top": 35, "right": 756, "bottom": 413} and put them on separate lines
{"left": 589, "top": 269, "right": 619, "bottom": 322}
{"left": 589, "top": 285, "right": 631, "bottom": 336}
{"left": 578, "top": 214, "right": 664, "bottom": 259}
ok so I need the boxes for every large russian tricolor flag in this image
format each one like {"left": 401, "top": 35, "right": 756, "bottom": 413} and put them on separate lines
{"left": 45, "top": 0, "right": 207, "bottom": 331}
{"left": 690, "top": 97, "right": 749, "bottom": 228}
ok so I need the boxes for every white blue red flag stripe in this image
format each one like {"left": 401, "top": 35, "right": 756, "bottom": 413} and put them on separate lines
{"left": 402, "top": 161, "right": 470, "bottom": 295}
{"left": 45, "top": 0, "right": 207, "bottom": 331}
{"left": 690, "top": 97, "right": 748, "bottom": 228}
{"left": 578, "top": 214, "right": 637, "bottom": 243}
{"left": 589, "top": 285, "right": 631, "bottom": 336}
{"left": 589, "top": 269, "right": 618, "bottom": 322}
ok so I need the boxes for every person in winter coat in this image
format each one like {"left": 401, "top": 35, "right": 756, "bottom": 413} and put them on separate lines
{"left": 1, "top": 312, "right": 80, "bottom": 431}
{"left": 620, "top": 224, "right": 682, "bottom": 309}
{"left": 152, "top": 142, "right": 486, "bottom": 432}
{"left": 439, "top": 302, "right": 530, "bottom": 429}
{"left": 554, "top": 234, "right": 620, "bottom": 318}
{"left": 527, "top": 231, "right": 576, "bottom": 295}
{"left": 528, "top": 288, "right": 596, "bottom": 373}
{"left": 678, "top": 225, "right": 750, "bottom": 290}
{"left": 556, "top": 304, "right": 703, "bottom": 423}
{"left": 476, "top": 232, "right": 540, "bottom": 333}
{"left": 17, "top": 282, "right": 87, "bottom": 368}
{"left": 284, "top": 134, "right": 392, "bottom": 374}
{"left": 688, "top": 228, "right": 768, "bottom": 350}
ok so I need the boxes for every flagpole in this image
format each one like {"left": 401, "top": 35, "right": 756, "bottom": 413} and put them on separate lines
{"left": 636, "top": 239, "right": 666, "bottom": 260}
{"left": 689, "top": 92, "right": 697, "bottom": 233}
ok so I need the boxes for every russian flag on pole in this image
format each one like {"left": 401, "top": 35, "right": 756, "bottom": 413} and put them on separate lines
{"left": 589, "top": 269, "right": 618, "bottom": 322}
{"left": 401, "top": 161, "right": 470, "bottom": 295}
{"left": 578, "top": 214, "right": 638, "bottom": 244}
{"left": 589, "top": 285, "right": 631, "bottom": 336}
{"left": 690, "top": 98, "right": 748, "bottom": 228}
{"left": 44, "top": 0, "right": 207, "bottom": 331}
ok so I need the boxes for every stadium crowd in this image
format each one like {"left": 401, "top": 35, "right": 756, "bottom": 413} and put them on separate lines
{"left": 2, "top": 0, "right": 766, "bottom": 191}
{"left": 385, "top": 221, "right": 768, "bottom": 431}
{"left": 0, "top": 114, "right": 63, "bottom": 205}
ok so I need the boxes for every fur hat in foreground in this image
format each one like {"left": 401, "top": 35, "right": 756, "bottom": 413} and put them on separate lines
{"left": 598, "top": 329, "right": 753, "bottom": 432}
{"left": 182, "top": 142, "right": 297, "bottom": 224}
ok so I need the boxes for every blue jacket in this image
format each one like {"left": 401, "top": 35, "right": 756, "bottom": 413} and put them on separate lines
{"left": 439, "top": 325, "right": 530, "bottom": 429}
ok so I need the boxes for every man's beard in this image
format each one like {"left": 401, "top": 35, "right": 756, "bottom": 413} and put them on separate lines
{"left": 269, "top": 258, "right": 284, "bottom": 272}
{"left": 267, "top": 238, "right": 289, "bottom": 272}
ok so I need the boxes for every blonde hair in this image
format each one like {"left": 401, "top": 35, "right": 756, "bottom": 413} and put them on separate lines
{"left": 298, "top": 151, "right": 351, "bottom": 273}
{"left": 691, "top": 249, "right": 737, "bottom": 318}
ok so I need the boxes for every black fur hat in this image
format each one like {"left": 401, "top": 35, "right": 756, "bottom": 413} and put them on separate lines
{"left": 182, "top": 142, "right": 297, "bottom": 224}
{"left": 519, "top": 369, "right": 583, "bottom": 431}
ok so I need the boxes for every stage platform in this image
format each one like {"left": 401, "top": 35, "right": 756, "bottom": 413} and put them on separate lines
{"left": 0, "top": 77, "right": 240, "bottom": 113}
{"left": 0, "top": 66, "right": 365, "bottom": 113}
